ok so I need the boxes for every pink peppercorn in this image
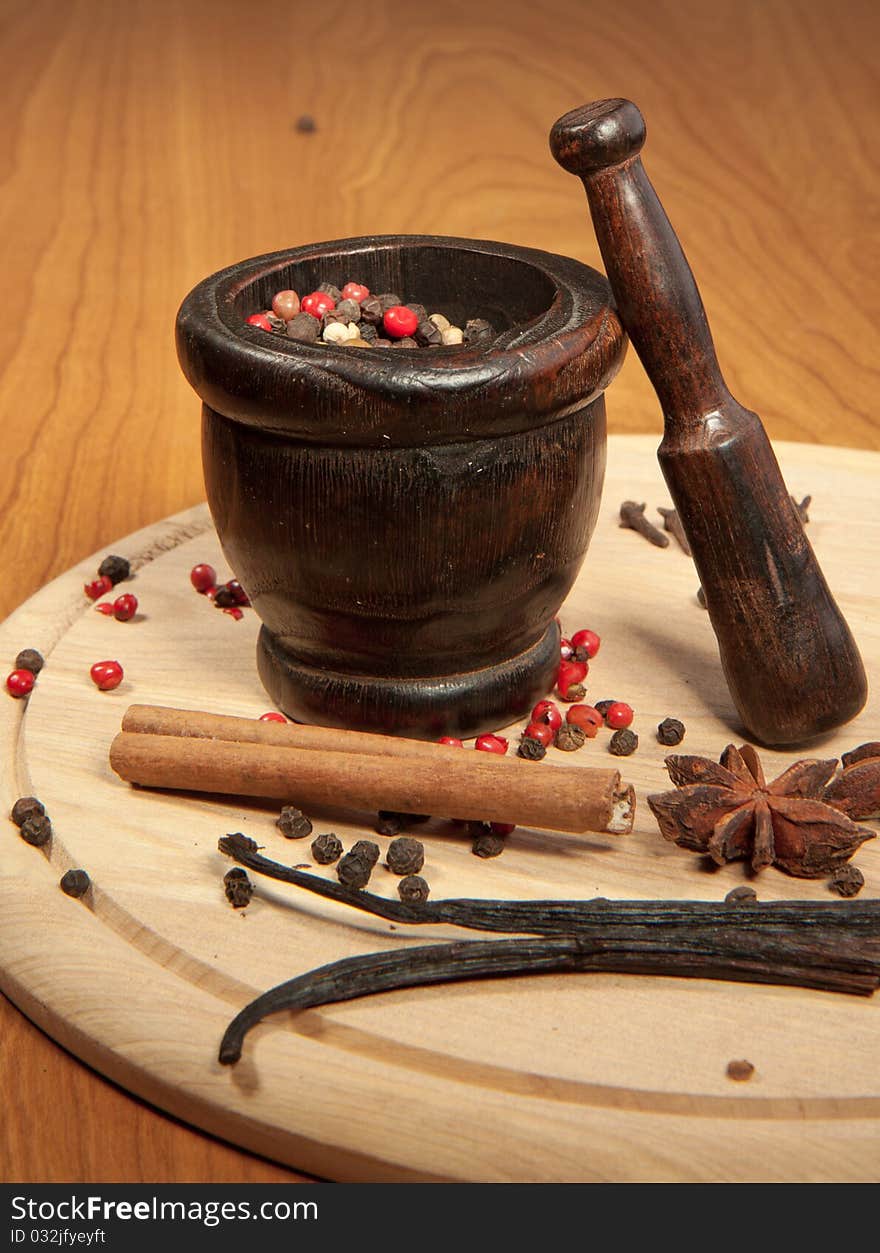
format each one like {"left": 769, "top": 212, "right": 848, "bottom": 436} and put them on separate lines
{"left": 475, "top": 733, "right": 508, "bottom": 755}
{"left": 383, "top": 306, "right": 419, "bottom": 338}
{"left": 95, "top": 602, "right": 114, "bottom": 615}
{"left": 271, "top": 290, "right": 300, "bottom": 320}
{"left": 571, "top": 628, "right": 601, "bottom": 659}
{"left": 246, "top": 313, "right": 273, "bottom": 332}
{"left": 6, "top": 669, "right": 35, "bottom": 697}
{"left": 190, "top": 564, "right": 216, "bottom": 593}
{"left": 84, "top": 576, "right": 113, "bottom": 601}
{"left": 112, "top": 594, "right": 138, "bottom": 622}
{"left": 524, "top": 721, "right": 554, "bottom": 747}
{"left": 260, "top": 712, "right": 287, "bottom": 723}
{"left": 606, "top": 701, "right": 634, "bottom": 729}
{"left": 301, "top": 292, "right": 335, "bottom": 320}
{"left": 438, "top": 736, "right": 463, "bottom": 746}
{"left": 566, "top": 704, "right": 603, "bottom": 737}
{"left": 90, "top": 660, "right": 123, "bottom": 691}
{"left": 559, "top": 637, "right": 574, "bottom": 660}
{"left": 531, "top": 698, "right": 562, "bottom": 731}
{"left": 557, "top": 659, "right": 587, "bottom": 699}
{"left": 490, "top": 822, "right": 516, "bottom": 836}
{"left": 341, "top": 283, "right": 369, "bottom": 303}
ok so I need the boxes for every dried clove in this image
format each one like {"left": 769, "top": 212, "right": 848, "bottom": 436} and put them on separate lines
{"left": 791, "top": 494, "right": 811, "bottom": 523}
{"left": 619, "top": 501, "right": 669, "bottom": 548}
{"left": 656, "top": 507, "right": 692, "bottom": 555}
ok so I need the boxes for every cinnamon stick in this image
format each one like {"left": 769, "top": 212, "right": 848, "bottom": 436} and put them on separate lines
{"left": 110, "top": 726, "right": 635, "bottom": 835}
{"left": 122, "top": 704, "right": 463, "bottom": 761}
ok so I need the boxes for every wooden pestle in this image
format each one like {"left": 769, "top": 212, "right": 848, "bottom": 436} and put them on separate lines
{"left": 111, "top": 707, "right": 636, "bottom": 834}
{"left": 550, "top": 99, "right": 867, "bottom": 747}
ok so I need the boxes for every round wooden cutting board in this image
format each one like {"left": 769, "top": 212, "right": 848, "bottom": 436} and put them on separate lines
{"left": 1, "top": 435, "right": 878, "bottom": 1183}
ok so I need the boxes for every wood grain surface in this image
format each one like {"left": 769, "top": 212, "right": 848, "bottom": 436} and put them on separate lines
{"left": 2, "top": 439, "right": 879, "bottom": 1183}
{"left": 0, "top": 0, "right": 877, "bottom": 1184}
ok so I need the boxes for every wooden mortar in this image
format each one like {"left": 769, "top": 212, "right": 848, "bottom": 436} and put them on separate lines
{"left": 176, "top": 235, "right": 626, "bottom": 738}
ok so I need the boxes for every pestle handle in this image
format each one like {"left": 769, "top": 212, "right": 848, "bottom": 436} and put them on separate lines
{"left": 550, "top": 99, "right": 867, "bottom": 746}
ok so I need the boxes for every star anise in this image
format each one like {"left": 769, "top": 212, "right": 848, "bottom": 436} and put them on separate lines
{"left": 822, "top": 743, "right": 880, "bottom": 820}
{"left": 648, "top": 744, "right": 875, "bottom": 877}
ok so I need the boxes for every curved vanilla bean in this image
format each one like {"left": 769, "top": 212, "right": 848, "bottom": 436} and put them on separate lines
{"left": 219, "top": 934, "right": 879, "bottom": 1064}
{"left": 218, "top": 834, "right": 880, "bottom": 950}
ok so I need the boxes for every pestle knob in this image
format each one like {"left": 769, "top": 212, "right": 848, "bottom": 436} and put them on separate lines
{"left": 551, "top": 99, "right": 867, "bottom": 746}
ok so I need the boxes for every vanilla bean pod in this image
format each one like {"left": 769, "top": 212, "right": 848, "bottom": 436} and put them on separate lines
{"left": 219, "top": 930, "right": 879, "bottom": 1064}
{"left": 218, "top": 834, "right": 880, "bottom": 946}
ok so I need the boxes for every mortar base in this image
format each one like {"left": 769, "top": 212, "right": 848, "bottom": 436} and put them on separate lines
{"left": 256, "top": 622, "right": 562, "bottom": 740}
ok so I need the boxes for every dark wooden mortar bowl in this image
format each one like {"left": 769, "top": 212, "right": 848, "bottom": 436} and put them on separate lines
{"left": 176, "top": 234, "right": 626, "bottom": 737}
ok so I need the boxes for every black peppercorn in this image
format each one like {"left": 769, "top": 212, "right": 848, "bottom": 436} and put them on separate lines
{"left": 657, "top": 717, "right": 686, "bottom": 746}
{"left": 392, "top": 336, "right": 418, "bottom": 349}
{"left": 414, "top": 320, "right": 443, "bottom": 346}
{"left": 224, "top": 867, "right": 254, "bottom": 908}
{"left": 337, "top": 852, "right": 372, "bottom": 890}
{"left": 60, "top": 869, "right": 91, "bottom": 898}
{"left": 20, "top": 813, "right": 52, "bottom": 847}
{"left": 311, "top": 832, "right": 343, "bottom": 865}
{"left": 317, "top": 282, "right": 342, "bottom": 302}
{"left": 98, "top": 554, "right": 131, "bottom": 585}
{"left": 386, "top": 836, "right": 425, "bottom": 876}
{"left": 829, "top": 865, "right": 864, "bottom": 898}
{"left": 276, "top": 806, "right": 313, "bottom": 839}
{"left": 334, "top": 298, "right": 361, "bottom": 324}
{"left": 212, "top": 584, "right": 236, "bottom": 608}
{"left": 405, "top": 302, "right": 428, "bottom": 324}
{"left": 358, "top": 321, "right": 378, "bottom": 343}
{"left": 471, "top": 829, "right": 505, "bottom": 859}
{"left": 11, "top": 796, "right": 45, "bottom": 827}
{"left": 295, "top": 114, "right": 317, "bottom": 133}
{"left": 14, "top": 648, "right": 44, "bottom": 675}
{"left": 554, "top": 724, "right": 586, "bottom": 752}
{"left": 375, "top": 811, "right": 403, "bottom": 836}
{"left": 594, "top": 700, "right": 616, "bottom": 720}
{"left": 398, "top": 874, "right": 430, "bottom": 903}
{"left": 724, "top": 885, "right": 757, "bottom": 904}
{"left": 376, "top": 293, "right": 402, "bottom": 313}
{"left": 517, "top": 736, "right": 547, "bottom": 761}
{"left": 351, "top": 839, "right": 380, "bottom": 867}
{"left": 287, "top": 312, "right": 320, "bottom": 342}
{"left": 359, "top": 296, "right": 384, "bottom": 325}
{"left": 463, "top": 318, "right": 494, "bottom": 345}
{"left": 609, "top": 728, "right": 639, "bottom": 756}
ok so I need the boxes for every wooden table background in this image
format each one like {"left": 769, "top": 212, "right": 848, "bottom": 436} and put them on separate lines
{"left": 1, "top": 0, "right": 877, "bottom": 1184}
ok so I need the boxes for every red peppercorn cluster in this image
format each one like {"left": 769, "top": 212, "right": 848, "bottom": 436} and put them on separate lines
{"left": 189, "top": 564, "right": 251, "bottom": 620}
{"left": 244, "top": 281, "right": 496, "bottom": 352}
{"left": 510, "top": 625, "right": 640, "bottom": 756}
